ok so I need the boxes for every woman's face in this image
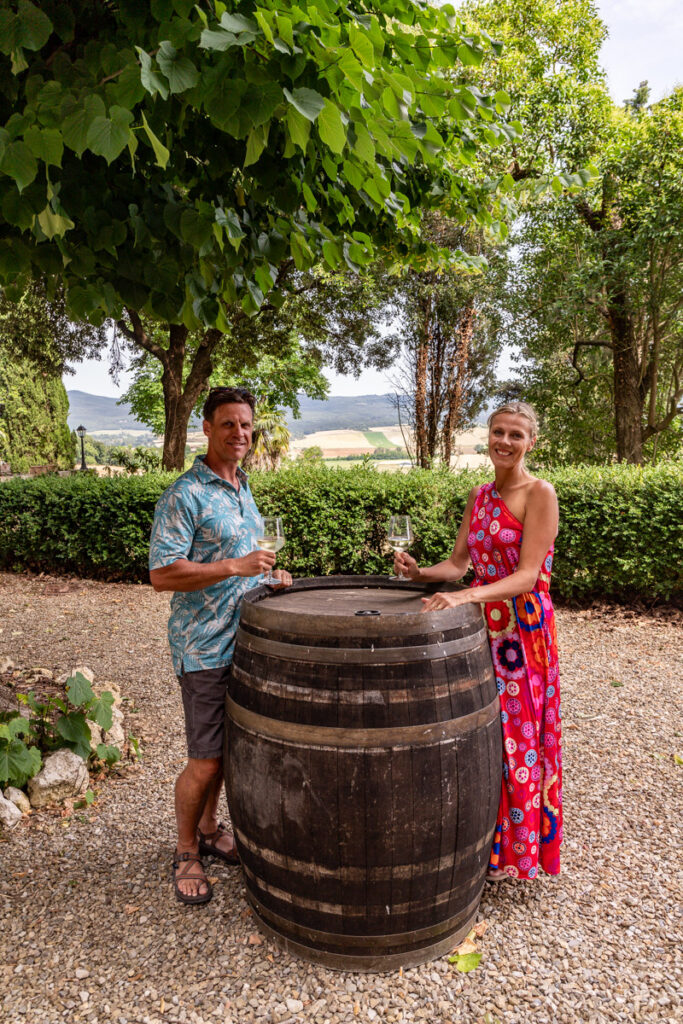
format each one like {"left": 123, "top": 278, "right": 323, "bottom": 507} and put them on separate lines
{"left": 488, "top": 413, "right": 535, "bottom": 470}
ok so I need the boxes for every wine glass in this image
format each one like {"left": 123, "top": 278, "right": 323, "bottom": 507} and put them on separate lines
{"left": 387, "top": 515, "right": 412, "bottom": 580}
{"left": 256, "top": 516, "right": 285, "bottom": 586}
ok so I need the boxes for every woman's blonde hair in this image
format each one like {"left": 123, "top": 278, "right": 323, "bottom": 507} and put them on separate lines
{"left": 487, "top": 401, "right": 539, "bottom": 440}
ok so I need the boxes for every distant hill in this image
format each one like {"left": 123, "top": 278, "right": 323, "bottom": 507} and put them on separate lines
{"left": 66, "top": 390, "right": 400, "bottom": 437}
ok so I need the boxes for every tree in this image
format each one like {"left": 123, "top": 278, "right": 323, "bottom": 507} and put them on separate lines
{"left": 388, "top": 219, "right": 504, "bottom": 467}
{"left": 0, "top": 0, "right": 516, "bottom": 467}
{"left": 506, "top": 88, "right": 683, "bottom": 463}
{"left": 120, "top": 331, "right": 328, "bottom": 434}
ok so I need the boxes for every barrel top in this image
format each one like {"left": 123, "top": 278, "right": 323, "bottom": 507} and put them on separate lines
{"left": 240, "top": 576, "right": 483, "bottom": 638}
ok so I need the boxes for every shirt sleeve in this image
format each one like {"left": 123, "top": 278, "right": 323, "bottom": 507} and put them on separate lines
{"left": 149, "top": 486, "right": 196, "bottom": 570}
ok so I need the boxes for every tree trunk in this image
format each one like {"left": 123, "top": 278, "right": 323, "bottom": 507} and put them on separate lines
{"left": 414, "top": 296, "right": 430, "bottom": 468}
{"left": 605, "top": 291, "right": 644, "bottom": 463}
{"left": 442, "top": 302, "right": 475, "bottom": 464}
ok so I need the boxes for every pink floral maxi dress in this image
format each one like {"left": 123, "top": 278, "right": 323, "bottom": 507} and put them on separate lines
{"left": 468, "top": 482, "right": 563, "bottom": 878}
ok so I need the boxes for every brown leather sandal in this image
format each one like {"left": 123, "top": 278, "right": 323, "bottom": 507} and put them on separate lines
{"left": 197, "top": 821, "right": 240, "bottom": 865}
{"left": 172, "top": 851, "right": 213, "bottom": 905}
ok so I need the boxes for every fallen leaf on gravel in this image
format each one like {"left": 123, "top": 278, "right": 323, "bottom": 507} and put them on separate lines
{"left": 124, "top": 904, "right": 139, "bottom": 914}
{"left": 449, "top": 951, "right": 482, "bottom": 973}
{"left": 451, "top": 936, "right": 477, "bottom": 956}
{"left": 160, "top": 999, "right": 165, "bottom": 1013}
{"left": 248, "top": 933, "right": 263, "bottom": 945}
{"left": 207, "top": 876, "right": 219, "bottom": 884}
{"left": 353, "top": 1003, "right": 360, "bottom": 1015}
{"left": 674, "top": 754, "right": 683, "bottom": 766}
{"left": 473, "top": 921, "right": 488, "bottom": 937}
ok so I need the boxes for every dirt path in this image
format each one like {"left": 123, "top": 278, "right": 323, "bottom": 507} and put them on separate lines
{"left": 0, "top": 572, "right": 681, "bottom": 1024}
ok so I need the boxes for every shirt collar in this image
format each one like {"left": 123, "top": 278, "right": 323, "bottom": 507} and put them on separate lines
{"left": 192, "top": 454, "right": 248, "bottom": 489}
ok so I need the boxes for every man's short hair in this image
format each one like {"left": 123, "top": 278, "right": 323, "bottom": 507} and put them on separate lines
{"left": 202, "top": 386, "right": 256, "bottom": 422}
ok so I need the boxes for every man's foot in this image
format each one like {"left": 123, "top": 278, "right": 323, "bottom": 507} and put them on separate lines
{"left": 172, "top": 850, "right": 213, "bottom": 905}
{"left": 197, "top": 821, "right": 240, "bottom": 864}
{"left": 486, "top": 869, "right": 511, "bottom": 882}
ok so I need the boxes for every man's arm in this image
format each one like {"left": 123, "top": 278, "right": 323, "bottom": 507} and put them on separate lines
{"left": 150, "top": 549, "right": 275, "bottom": 593}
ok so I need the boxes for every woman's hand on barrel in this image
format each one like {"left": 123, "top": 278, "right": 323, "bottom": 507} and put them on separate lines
{"left": 421, "top": 589, "right": 471, "bottom": 612}
{"left": 268, "top": 569, "right": 293, "bottom": 590}
{"left": 394, "top": 551, "right": 421, "bottom": 580}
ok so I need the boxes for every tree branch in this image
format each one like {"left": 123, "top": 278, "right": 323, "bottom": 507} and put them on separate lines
{"left": 117, "top": 310, "right": 167, "bottom": 363}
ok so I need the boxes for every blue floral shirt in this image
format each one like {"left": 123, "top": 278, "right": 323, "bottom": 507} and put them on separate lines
{"left": 149, "top": 455, "right": 263, "bottom": 675}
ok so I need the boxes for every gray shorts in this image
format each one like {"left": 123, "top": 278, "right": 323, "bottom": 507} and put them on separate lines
{"left": 177, "top": 665, "right": 231, "bottom": 760}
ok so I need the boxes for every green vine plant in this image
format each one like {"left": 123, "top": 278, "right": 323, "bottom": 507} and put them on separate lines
{"left": 0, "top": 672, "right": 125, "bottom": 791}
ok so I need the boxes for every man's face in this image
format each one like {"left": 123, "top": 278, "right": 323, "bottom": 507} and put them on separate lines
{"left": 203, "top": 402, "right": 254, "bottom": 464}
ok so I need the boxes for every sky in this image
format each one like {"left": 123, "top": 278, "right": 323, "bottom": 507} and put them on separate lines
{"left": 66, "top": 0, "right": 682, "bottom": 400}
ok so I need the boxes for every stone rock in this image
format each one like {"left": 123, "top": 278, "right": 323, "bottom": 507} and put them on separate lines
{"left": 286, "top": 1000, "right": 304, "bottom": 1014}
{"left": 0, "top": 791, "right": 22, "bottom": 830}
{"left": 71, "top": 665, "right": 95, "bottom": 683}
{"left": 4, "top": 786, "right": 31, "bottom": 814}
{"left": 104, "top": 705, "right": 125, "bottom": 749}
{"left": 95, "top": 680, "right": 121, "bottom": 705}
{"left": 29, "top": 666, "right": 53, "bottom": 680}
{"left": 88, "top": 721, "right": 103, "bottom": 754}
{"left": 0, "top": 657, "right": 14, "bottom": 674}
{"left": 28, "top": 750, "right": 89, "bottom": 809}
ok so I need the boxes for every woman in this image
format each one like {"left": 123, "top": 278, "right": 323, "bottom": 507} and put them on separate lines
{"left": 394, "top": 401, "right": 562, "bottom": 880}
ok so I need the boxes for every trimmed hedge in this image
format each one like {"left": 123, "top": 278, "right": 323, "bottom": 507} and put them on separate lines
{"left": 0, "top": 464, "right": 680, "bottom": 602}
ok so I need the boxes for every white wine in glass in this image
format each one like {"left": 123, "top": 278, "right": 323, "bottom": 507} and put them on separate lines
{"left": 257, "top": 516, "right": 285, "bottom": 585}
{"left": 387, "top": 515, "right": 412, "bottom": 580}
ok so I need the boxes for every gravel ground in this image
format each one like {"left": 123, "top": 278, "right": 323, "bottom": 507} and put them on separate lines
{"left": 0, "top": 571, "right": 681, "bottom": 1024}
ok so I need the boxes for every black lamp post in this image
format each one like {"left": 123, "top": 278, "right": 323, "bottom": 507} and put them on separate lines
{"left": 76, "top": 424, "right": 87, "bottom": 471}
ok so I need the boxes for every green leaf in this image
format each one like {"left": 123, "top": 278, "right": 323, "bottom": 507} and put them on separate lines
{"left": 180, "top": 209, "right": 213, "bottom": 248}
{"left": 199, "top": 27, "right": 240, "bottom": 51}
{"left": 96, "top": 744, "right": 121, "bottom": 767}
{"left": 66, "top": 672, "right": 94, "bottom": 707}
{"left": 215, "top": 207, "right": 245, "bottom": 250}
{"left": 322, "top": 239, "right": 341, "bottom": 269}
{"left": 457, "top": 42, "right": 483, "bottom": 67}
{"left": 141, "top": 112, "right": 170, "bottom": 168}
{"left": 111, "top": 62, "right": 146, "bottom": 108}
{"left": 351, "top": 124, "right": 375, "bottom": 165}
{"left": 2, "top": 189, "right": 36, "bottom": 229}
{"left": 449, "top": 951, "right": 482, "bottom": 972}
{"left": 23, "top": 126, "right": 63, "bottom": 167}
{"left": 283, "top": 87, "right": 325, "bottom": 122}
{"left": 318, "top": 100, "right": 346, "bottom": 154}
{"left": 84, "top": 789, "right": 95, "bottom": 804}
{"left": 220, "top": 12, "right": 258, "bottom": 34}
{"left": 62, "top": 95, "right": 107, "bottom": 156}
{"left": 86, "top": 107, "right": 132, "bottom": 164}
{"left": 56, "top": 712, "right": 91, "bottom": 760}
{"left": 349, "top": 24, "right": 375, "bottom": 67}
{"left": 290, "top": 231, "right": 312, "bottom": 270}
{"left": 244, "top": 123, "right": 268, "bottom": 167}
{"left": 137, "top": 48, "right": 169, "bottom": 100}
{"left": 0, "top": 141, "right": 37, "bottom": 192}
{"left": 0, "top": 738, "right": 41, "bottom": 788}
{"left": 37, "top": 205, "right": 75, "bottom": 239}
{"left": 0, "top": 1, "right": 52, "bottom": 55}
{"left": 286, "top": 106, "right": 311, "bottom": 151}
{"left": 494, "top": 90, "right": 511, "bottom": 113}
{"left": 301, "top": 181, "right": 317, "bottom": 212}
{"left": 673, "top": 754, "right": 683, "bottom": 766}
{"left": 89, "top": 693, "right": 114, "bottom": 731}
{"left": 157, "top": 40, "right": 198, "bottom": 94}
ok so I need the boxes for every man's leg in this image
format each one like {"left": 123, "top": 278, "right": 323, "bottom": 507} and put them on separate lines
{"left": 174, "top": 756, "right": 222, "bottom": 899}
{"left": 197, "top": 761, "right": 238, "bottom": 859}
{"left": 174, "top": 665, "right": 232, "bottom": 900}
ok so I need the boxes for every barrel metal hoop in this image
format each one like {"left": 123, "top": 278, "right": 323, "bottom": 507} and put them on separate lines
{"left": 241, "top": 860, "right": 482, "bottom": 919}
{"left": 230, "top": 662, "right": 487, "bottom": 706}
{"left": 244, "top": 884, "right": 484, "bottom": 950}
{"left": 234, "top": 826, "right": 492, "bottom": 881}
{"left": 234, "top": 625, "right": 488, "bottom": 665}
{"left": 226, "top": 693, "right": 500, "bottom": 749}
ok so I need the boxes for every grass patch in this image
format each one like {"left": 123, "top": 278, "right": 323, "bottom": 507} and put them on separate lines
{"left": 363, "top": 430, "right": 400, "bottom": 448}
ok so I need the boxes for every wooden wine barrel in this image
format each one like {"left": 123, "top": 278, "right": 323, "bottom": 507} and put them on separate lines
{"left": 224, "top": 576, "right": 501, "bottom": 972}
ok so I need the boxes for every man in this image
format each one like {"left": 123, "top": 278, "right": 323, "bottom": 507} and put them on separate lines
{"left": 149, "top": 386, "right": 291, "bottom": 905}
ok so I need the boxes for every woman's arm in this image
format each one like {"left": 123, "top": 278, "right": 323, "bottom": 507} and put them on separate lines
{"left": 421, "top": 479, "right": 559, "bottom": 611}
{"left": 394, "top": 486, "right": 479, "bottom": 583}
